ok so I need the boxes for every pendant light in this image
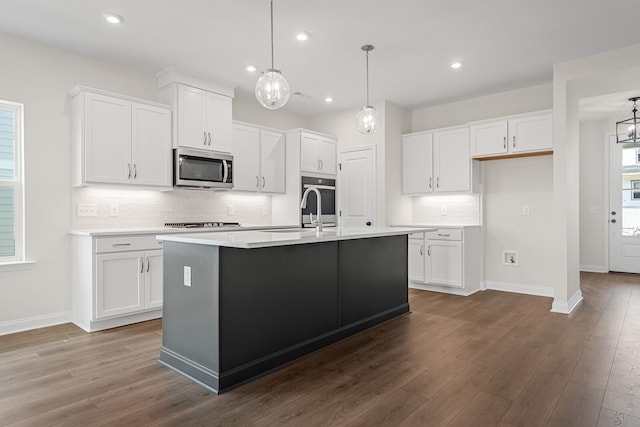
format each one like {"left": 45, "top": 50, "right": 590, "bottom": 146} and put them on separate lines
{"left": 616, "top": 97, "right": 640, "bottom": 144}
{"left": 355, "top": 44, "right": 380, "bottom": 135}
{"left": 255, "top": 0, "right": 290, "bottom": 109}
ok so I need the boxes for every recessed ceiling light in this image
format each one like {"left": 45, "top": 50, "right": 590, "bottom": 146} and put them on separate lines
{"left": 450, "top": 61, "right": 463, "bottom": 69}
{"left": 246, "top": 65, "right": 257, "bottom": 72}
{"left": 103, "top": 13, "right": 123, "bottom": 24}
{"left": 325, "top": 97, "right": 334, "bottom": 103}
{"left": 296, "top": 31, "right": 310, "bottom": 41}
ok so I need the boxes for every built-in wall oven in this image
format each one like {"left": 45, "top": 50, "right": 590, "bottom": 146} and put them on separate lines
{"left": 301, "top": 176, "right": 336, "bottom": 228}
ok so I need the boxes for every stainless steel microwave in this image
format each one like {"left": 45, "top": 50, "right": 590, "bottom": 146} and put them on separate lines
{"left": 174, "top": 147, "right": 233, "bottom": 189}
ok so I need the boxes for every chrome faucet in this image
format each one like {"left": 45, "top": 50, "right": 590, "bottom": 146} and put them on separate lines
{"left": 300, "top": 187, "right": 323, "bottom": 232}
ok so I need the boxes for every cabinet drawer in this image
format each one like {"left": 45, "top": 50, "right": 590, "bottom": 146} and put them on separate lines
{"left": 427, "top": 229, "right": 462, "bottom": 241}
{"left": 95, "top": 235, "right": 163, "bottom": 253}
{"left": 409, "top": 232, "right": 425, "bottom": 240}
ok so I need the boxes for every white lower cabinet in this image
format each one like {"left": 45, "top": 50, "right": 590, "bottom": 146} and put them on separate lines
{"left": 72, "top": 234, "right": 164, "bottom": 332}
{"left": 408, "top": 227, "right": 481, "bottom": 295}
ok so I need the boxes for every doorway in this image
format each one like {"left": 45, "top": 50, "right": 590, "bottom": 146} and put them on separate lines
{"left": 337, "top": 146, "right": 376, "bottom": 227}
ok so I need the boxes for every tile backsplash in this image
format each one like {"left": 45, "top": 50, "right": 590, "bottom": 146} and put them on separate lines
{"left": 412, "top": 194, "right": 480, "bottom": 225}
{"left": 72, "top": 187, "right": 273, "bottom": 229}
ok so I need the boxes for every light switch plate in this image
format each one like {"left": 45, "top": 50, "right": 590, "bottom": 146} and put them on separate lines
{"left": 441, "top": 206, "right": 448, "bottom": 216}
{"left": 228, "top": 205, "right": 234, "bottom": 216}
{"left": 109, "top": 204, "right": 119, "bottom": 217}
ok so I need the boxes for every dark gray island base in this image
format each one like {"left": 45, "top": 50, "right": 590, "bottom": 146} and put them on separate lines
{"left": 159, "top": 233, "right": 409, "bottom": 394}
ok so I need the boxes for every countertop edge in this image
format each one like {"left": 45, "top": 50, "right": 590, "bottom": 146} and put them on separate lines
{"left": 69, "top": 224, "right": 300, "bottom": 236}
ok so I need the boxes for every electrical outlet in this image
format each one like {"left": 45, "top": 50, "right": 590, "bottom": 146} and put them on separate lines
{"left": 228, "top": 205, "right": 234, "bottom": 216}
{"left": 503, "top": 250, "right": 518, "bottom": 266}
{"left": 522, "top": 205, "right": 530, "bottom": 216}
{"left": 441, "top": 206, "right": 448, "bottom": 216}
{"left": 262, "top": 206, "right": 268, "bottom": 216}
{"left": 77, "top": 204, "right": 97, "bottom": 217}
{"left": 109, "top": 204, "right": 119, "bottom": 217}
{"left": 183, "top": 266, "right": 191, "bottom": 287}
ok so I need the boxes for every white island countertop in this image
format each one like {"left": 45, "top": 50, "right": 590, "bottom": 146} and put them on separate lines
{"left": 157, "top": 226, "right": 436, "bottom": 249}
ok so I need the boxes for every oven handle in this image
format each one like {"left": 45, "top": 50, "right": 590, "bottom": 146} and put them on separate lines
{"left": 303, "top": 184, "right": 335, "bottom": 190}
{"left": 222, "top": 160, "right": 229, "bottom": 183}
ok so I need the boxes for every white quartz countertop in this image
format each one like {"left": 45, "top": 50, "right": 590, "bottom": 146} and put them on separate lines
{"left": 70, "top": 224, "right": 298, "bottom": 236}
{"left": 392, "top": 224, "right": 481, "bottom": 229}
{"left": 157, "top": 226, "right": 436, "bottom": 249}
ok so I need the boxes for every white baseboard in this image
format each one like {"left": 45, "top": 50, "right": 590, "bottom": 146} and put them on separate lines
{"left": 483, "top": 280, "right": 554, "bottom": 298}
{"left": 0, "top": 311, "right": 72, "bottom": 337}
{"left": 580, "top": 264, "right": 608, "bottom": 273}
{"left": 551, "top": 289, "right": 583, "bottom": 315}
{"left": 409, "top": 282, "right": 480, "bottom": 297}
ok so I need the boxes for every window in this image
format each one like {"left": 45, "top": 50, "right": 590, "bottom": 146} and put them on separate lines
{"left": 0, "top": 100, "right": 23, "bottom": 261}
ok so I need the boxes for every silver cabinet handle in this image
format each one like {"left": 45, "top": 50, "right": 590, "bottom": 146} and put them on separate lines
{"left": 436, "top": 177, "right": 440, "bottom": 189}
{"left": 127, "top": 163, "right": 131, "bottom": 179}
{"left": 427, "top": 246, "right": 431, "bottom": 256}
{"left": 437, "top": 233, "right": 450, "bottom": 237}
{"left": 203, "top": 131, "right": 207, "bottom": 145}
{"left": 320, "top": 159, "right": 323, "bottom": 170}
{"left": 222, "top": 160, "right": 229, "bottom": 183}
{"left": 503, "top": 136, "right": 506, "bottom": 149}
{"left": 317, "top": 159, "right": 321, "bottom": 170}
{"left": 140, "top": 257, "right": 144, "bottom": 274}
{"left": 513, "top": 135, "right": 516, "bottom": 147}
{"left": 112, "top": 242, "right": 131, "bottom": 247}
{"left": 420, "top": 245, "right": 423, "bottom": 255}
{"left": 133, "top": 164, "right": 137, "bottom": 179}
{"left": 146, "top": 256, "right": 150, "bottom": 273}
{"left": 255, "top": 176, "right": 259, "bottom": 188}
{"left": 429, "top": 177, "right": 432, "bottom": 189}
{"left": 208, "top": 132, "right": 212, "bottom": 146}
{"left": 262, "top": 176, "right": 265, "bottom": 188}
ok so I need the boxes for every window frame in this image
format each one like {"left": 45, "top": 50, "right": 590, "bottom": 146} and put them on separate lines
{"left": 0, "top": 100, "right": 24, "bottom": 263}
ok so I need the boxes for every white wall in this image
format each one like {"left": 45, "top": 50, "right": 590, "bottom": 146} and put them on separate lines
{"left": 579, "top": 120, "right": 609, "bottom": 272}
{"left": 410, "top": 83, "right": 554, "bottom": 296}
{"left": 384, "top": 102, "right": 413, "bottom": 225}
{"left": 0, "top": 32, "right": 307, "bottom": 332}
{"left": 233, "top": 95, "right": 310, "bottom": 130}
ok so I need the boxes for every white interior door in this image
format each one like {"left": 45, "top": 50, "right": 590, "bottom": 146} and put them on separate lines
{"left": 338, "top": 147, "right": 375, "bottom": 227}
{"left": 609, "top": 135, "right": 640, "bottom": 273}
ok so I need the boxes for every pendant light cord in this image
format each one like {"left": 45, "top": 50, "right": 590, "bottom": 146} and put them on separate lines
{"left": 270, "top": 0, "right": 274, "bottom": 69}
{"left": 365, "top": 50, "right": 370, "bottom": 106}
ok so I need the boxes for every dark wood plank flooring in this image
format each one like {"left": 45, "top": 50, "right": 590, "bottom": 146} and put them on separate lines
{"left": 2, "top": 272, "right": 640, "bottom": 426}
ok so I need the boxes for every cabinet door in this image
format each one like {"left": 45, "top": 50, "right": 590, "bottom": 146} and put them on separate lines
{"left": 232, "top": 124, "right": 261, "bottom": 192}
{"left": 470, "top": 120, "right": 508, "bottom": 157}
{"left": 96, "top": 251, "right": 145, "bottom": 319}
{"left": 509, "top": 114, "right": 553, "bottom": 153}
{"left": 206, "top": 92, "right": 233, "bottom": 153}
{"left": 300, "top": 133, "right": 320, "bottom": 173}
{"left": 408, "top": 239, "right": 425, "bottom": 282}
{"left": 260, "top": 129, "right": 286, "bottom": 193}
{"left": 402, "top": 132, "right": 433, "bottom": 194}
{"left": 425, "top": 240, "right": 463, "bottom": 288}
{"left": 177, "top": 85, "right": 207, "bottom": 149}
{"left": 84, "top": 93, "right": 132, "bottom": 184}
{"left": 131, "top": 102, "right": 172, "bottom": 187}
{"left": 144, "top": 249, "right": 163, "bottom": 309}
{"left": 434, "top": 127, "right": 470, "bottom": 192}
{"left": 317, "top": 137, "right": 337, "bottom": 175}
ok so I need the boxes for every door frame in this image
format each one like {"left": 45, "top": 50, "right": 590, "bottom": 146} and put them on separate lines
{"left": 604, "top": 132, "right": 611, "bottom": 272}
{"left": 337, "top": 145, "right": 377, "bottom": 227}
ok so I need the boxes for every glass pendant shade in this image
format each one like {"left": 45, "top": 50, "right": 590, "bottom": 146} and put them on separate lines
{"left": 355, "top": 105, "right": 380, "bottom": 134}
{"left": 255, "top": 69, "right": 290, "bottom": 110}
{"left": 616, "top": 97, "right": 640, "bottom": 144}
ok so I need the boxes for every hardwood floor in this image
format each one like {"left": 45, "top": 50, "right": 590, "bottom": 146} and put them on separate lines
{"left": 2, "top": 272, "right": 640, "bottom": 426}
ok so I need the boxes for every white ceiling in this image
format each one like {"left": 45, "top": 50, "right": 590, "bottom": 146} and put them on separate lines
{"left": 0, "top": 0, "right": 638, "bottom": 116}
{"left": 580, "top": 91, "right": 640, "bottom": 123}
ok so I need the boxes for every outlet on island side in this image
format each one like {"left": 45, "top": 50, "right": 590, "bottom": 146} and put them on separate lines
{"left": 441, "top": 206, "right": 448, "bottom": 216}
{"left": 183, "top": 266, "right": 192, "bottom": 287}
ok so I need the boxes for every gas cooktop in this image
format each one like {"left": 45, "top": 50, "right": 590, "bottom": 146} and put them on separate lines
{"left": 164, "top": 222, "right": 241, "bottom": 228}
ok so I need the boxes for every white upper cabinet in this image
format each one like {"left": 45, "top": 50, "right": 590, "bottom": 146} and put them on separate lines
{"left": 470, "top": 112, "right": 552, "bottom": 158}
{"left": 402, "top": 132, "right": 433, "bottom": 194}
{"left": 300, "top": 132, "right": 336, "bottom": 175}
{"left": 434, "top": 127, "right": 471, "bottom": 192}
{"left": 71, "top": 87, "right": 172, "bottom": 188}
{"left": 402, "top": 126, "right": 473, "bottom": 194}
{"left": 176, "top": 84, "right": 232, "bottom": 153}
{"left": 232, "top": 122, "right": 285, "bottom": 194}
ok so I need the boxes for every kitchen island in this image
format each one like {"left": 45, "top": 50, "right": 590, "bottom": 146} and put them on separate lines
{"left": 156, "top": 227, "right": 432, "bottom": 393}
